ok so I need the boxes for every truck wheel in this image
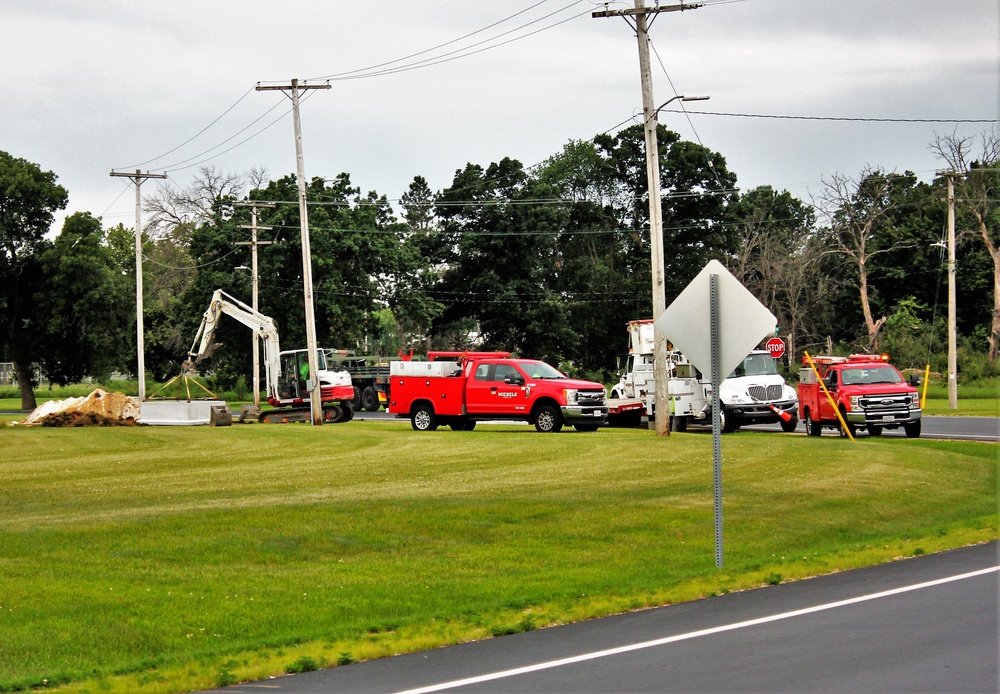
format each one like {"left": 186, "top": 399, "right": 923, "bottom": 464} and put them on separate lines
{"left": 574, "top": 424, "right": 600, "bottom": 432}
{"left": 804, "top": 410, "right": 822, "bottom": 437}
{"left": 534, "top": 405, "right": 563, "bottom": 433}
{"left": 670, "top": 415, "right": 688, "bottom": 432}
{"left": 904, "top": 420, "right": 921, "bottom": 438}
{"left": 411, "top": 404, "right": 438, "bottom": 431}
{"left": 352, "top": 386, "right": 363, "bottom": 410}
{"left": 341, "top": 401, "right": 355, "bottom": 423}
{"left": 449, "top": 418, "right": 476, "bottom": 431}
{"left": 838, "top": 407, "right": 856, "bottom": 438}
{"left": 720, "top": 406, "right": 736, "bottom": 433}
{"left": 780, "top": 417, "right": 799, "bottom": 433}
{"left": 867, "top": 424, "right": 882, "bottom": 437}
{"left": 361, "top": 386, "right": 380, "bottom": 412}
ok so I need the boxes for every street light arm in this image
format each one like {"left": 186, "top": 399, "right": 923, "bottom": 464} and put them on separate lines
{"left": 647, "top": 95, "right": 710, "bottom": 123}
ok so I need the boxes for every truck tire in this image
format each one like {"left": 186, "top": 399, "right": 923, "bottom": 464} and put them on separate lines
{"left": 720, "top": 406, "right": 737, "bottom": 433}
{"left": 867, "top": 424, "right": 882, "bottom": 437}
{"left": 780, "top": 416, "right": 799, "bottom": 433}
{"left": 341, "top": 401, "right": 355, "bottom": 423}
{"left": 804, "top": 409, "right": 822, "bottom": 437}
{"left": 361, "top": 386, "right": 380, "bottom": 412}
{"left": 352, "top": 386, "right": 363, "bottom": 411}
{"left": 411, "top": 403, "right": 438, "bottom": 431}
{"left": 670, "top": 415, "right": 688, "bottom": 432}
{"left": 534, "top": 405, "right": 563, "bottom": 433}
{"left": 574, "top": 424, "right": 599, "bottom": 432}
{"left": 449, "top": 418, "right": 476, "bottom": 431}
{"left": 904, "top": 420, "right": 921, "bottom": 438}
{"left": 838, "top": 408, "right": 856, "bottom": 438}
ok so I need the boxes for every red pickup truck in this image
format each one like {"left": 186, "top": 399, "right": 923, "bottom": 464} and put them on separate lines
{"left": 388, "top": 353, "right": 609, "bottom": 432}
{"left": 798, "top": 354, "right": 922, "bottom": 438}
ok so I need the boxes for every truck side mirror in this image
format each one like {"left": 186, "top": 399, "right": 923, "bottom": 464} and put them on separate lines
{"left": 909, "top": 373, "right": 921, "bottom": 387}
{"left": 504, "top": 373, "right": 525, "bottom": 386}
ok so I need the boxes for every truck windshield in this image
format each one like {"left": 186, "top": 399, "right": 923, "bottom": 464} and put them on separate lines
{"left": 840, "top": 366, "right": 903, "bottom": 386}
{"left": 728, "top": 353, "right": 779, "bottom": 378}
{"left": 521, "top": 361, "right": 566, "bottom": 379}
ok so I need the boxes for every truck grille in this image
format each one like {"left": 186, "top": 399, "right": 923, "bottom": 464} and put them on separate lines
{"left": 859, "top": 393, "right": 915, "bottom": 410}
{"left": 576, "top": 390, "right": 607, "bottom": 406}
{"left": 748, "top": 385, "right": 783, "bottom": 401}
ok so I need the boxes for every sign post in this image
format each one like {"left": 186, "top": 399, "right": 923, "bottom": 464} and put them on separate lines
{"left": 655, "top": 260, "right": 777, "bottom": 567}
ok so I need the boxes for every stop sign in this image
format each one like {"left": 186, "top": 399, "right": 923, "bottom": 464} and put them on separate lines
{"left": 765, "top": 337, "right": 786, "bottom": 358}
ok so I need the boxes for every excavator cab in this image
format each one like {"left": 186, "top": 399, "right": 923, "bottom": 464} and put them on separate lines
{"left": 277, "top": 349, "right": 330, "bottom": 401}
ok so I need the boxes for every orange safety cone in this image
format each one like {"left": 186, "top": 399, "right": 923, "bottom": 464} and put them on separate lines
{"left": 769, "top": 404, "right": 793, "bottom": 423}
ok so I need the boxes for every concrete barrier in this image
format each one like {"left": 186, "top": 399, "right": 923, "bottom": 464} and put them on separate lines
{"left": 140, "top": 400, "right": 227, "bottom": 426}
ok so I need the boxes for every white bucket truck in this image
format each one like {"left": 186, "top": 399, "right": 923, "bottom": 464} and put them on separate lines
{"left": 610, "top": 319, "right": 798, "bottom": 432}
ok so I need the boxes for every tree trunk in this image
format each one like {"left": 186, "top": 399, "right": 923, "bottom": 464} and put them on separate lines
{"left": 12, "top": 360, "right": 37, "bottom": 411}
{"left": 858, "top": 264, "right": 886, "bottom": 352}
{"left": 975, "top": 212, "right": 1000, "bottom": 362}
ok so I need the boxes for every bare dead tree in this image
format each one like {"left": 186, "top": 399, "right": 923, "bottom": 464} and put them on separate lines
{"left": 143, "top": 166, "right": 245, "bottom": 238}
{"left": 816, "top": 167, "right": 913, "bottom": 352}
{"left": 931, "top": 130, "right": 1000, "bottom": 361}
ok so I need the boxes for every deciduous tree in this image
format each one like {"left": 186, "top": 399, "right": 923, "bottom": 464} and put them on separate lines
{"left": 0, "top": 152, "right": 67, "bottom": 409}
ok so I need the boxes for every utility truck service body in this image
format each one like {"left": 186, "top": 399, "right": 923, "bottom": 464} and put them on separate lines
{"left": 389, "top": 352, "right": 609, "bottom": 432}
{"left": 610, "top": 319, "right": 798, "bottom": 432}
{"left": 798, "top": 354, "right": 921, "bottom": 437}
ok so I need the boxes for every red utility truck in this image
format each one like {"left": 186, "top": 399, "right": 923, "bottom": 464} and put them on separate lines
{"left": 388, "top": 352, "right": 609, "bottom": 432}
{"left": 797, "top": 354, "right": 922, "bottom": 438}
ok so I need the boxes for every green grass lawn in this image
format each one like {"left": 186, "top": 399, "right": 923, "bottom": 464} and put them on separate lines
{"left": 0, "top": 420, "right": 995, "bottom": 693}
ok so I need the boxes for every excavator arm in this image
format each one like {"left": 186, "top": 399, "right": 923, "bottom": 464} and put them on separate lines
{"left": 186, "top": 289, "right": 282, "bottom": 399}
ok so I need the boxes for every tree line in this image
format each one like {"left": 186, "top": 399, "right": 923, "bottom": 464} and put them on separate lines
{"left": 1, "top": 126, "right": 997, "bottom": 409}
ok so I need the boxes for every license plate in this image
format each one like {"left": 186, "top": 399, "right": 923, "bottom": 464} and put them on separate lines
{"left": 882, "top": 415, "right": 894, "bottom": 423}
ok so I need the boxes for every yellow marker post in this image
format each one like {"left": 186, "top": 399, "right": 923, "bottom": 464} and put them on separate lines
{"left": 803, "top": 351, "right": 855, "bottom": 442}
{"left": 921, "top": 364, "right": 931, "bottom": 410}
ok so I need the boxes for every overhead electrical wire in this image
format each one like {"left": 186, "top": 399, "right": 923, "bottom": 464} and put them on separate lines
{"left": 653, "top": 110, "right": 997, "bottom": 124}
{"left": 304, "top": 0, "right": 556, "bottom": 82}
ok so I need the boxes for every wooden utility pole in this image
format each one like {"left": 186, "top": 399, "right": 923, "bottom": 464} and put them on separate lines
{"left": 255, "top": 79, "right": 330, "bottom": 424}
{"left": 109, "top": 169, "right": 167, "bottom": 402}
{"left": 236, "top": 202, "right": 274, "bottom": 407}
{"left": 946, "top": 173, "right": 958, "bottom": 409}
{"left": 593, "top": 0, "right": 702, "bottom": 436}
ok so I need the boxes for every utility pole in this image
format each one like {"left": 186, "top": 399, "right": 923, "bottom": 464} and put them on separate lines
{"left": 594, "top": 0, "right": 702, "bottom": 436}
{"left": 945, "top": 173, "right": 958, "bottom": 409}
{"left": 256, "top": 79, "right": 330, "bottom": 425}
{"left": 109, "top": 169, "right": 167, "bottom": 402}
{"left": 236, "top": 202, "right": 275, "bottom": 408}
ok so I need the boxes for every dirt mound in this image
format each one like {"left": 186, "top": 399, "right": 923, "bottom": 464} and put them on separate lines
{"left": 38, "top": 411, "right": 138, "bottom": 427}
{"left": 15, "top": 389, "right": 140, "bottom": 427}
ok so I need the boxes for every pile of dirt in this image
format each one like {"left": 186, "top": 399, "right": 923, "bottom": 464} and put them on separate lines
{"left": 38, "top": 411, "right": 138, "bottom": 427}
{"left": 15, "top": 389, "right": 140, "bottom": 427}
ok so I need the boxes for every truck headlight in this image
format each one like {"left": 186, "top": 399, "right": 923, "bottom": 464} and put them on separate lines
{"left": 849, "top": 396, "right": 860, "bottom": 410}
{"left": 564, "top": 389, "right": 578, "bottom": 404}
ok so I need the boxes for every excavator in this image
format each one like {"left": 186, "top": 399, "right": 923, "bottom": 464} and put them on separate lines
{"left": 184, "top": 289, "right": 356, "bottom": 423}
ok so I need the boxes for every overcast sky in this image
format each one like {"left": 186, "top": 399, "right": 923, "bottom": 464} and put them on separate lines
{"left": 4, "top": 0, "right": 997, "bottom": 233}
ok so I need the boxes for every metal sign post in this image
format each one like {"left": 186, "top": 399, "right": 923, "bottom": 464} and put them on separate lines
{"left": 710, "top": 274, "right": 723, "bottom": 567}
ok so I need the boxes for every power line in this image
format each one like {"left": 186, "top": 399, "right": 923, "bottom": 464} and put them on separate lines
{"left": 306, "top": 0, "right": 590, "bottom": 82}
{"left": 656, "top": 110, "right": 997, "bottom": 124}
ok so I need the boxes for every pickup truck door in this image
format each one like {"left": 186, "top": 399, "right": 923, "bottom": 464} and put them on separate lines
{"left": 819, "top": 371, "right": 839, "bottom": 420}
{"left": 465, "top": 362, "right": 525, "bottom": 416}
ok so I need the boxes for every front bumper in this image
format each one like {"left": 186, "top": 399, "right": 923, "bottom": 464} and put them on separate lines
{"left": 846, "top": 409, "right": 921, "bottom": 426}
{"left": 726, "top": 399, "right": 798, "bottom": 425}
{"left": 561, "top": 405, "right": 609, "bottom": 424}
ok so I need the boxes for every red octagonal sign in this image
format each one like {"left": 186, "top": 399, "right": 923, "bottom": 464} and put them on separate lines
{"left": 765, "top": 337, "right": 786, "bottom": 359}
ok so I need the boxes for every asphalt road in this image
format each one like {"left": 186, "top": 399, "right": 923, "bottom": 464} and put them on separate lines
{"left": 212, "top": 542, "right": 998, "bottom": 693}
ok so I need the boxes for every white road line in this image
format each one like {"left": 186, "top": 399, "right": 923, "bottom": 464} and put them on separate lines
{"left": 396, "top": 566, "right": 999, "bottom": 694}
